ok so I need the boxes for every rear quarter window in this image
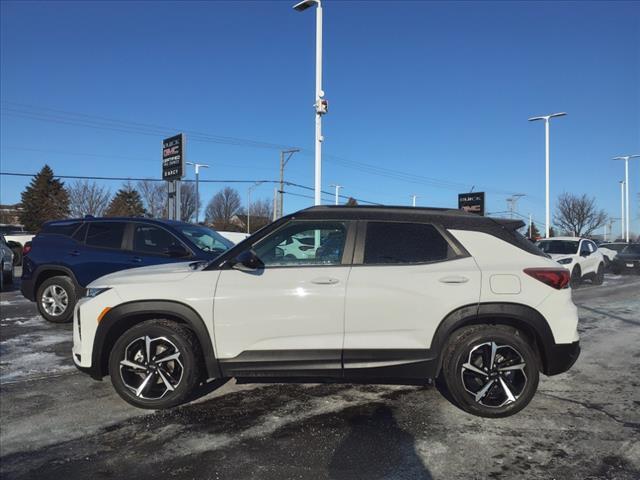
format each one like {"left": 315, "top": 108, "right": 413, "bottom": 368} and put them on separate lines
{"left": 41, "top": 222, "right": 82, "bottom": 237}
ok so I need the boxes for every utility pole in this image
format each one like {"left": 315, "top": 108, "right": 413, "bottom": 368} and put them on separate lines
{"left": 278, "top": 149, "right": 300, "bottom": 218}
{"left": 186, "top": 162, "right": 209, "bottom": 223}
{"left": 528, "top": 112, "right": 567, "bottom": 238}
{"left": 506, "top": 194, "right": 525, "bottom": 219}
{"left": 410, "top": 194, "right": 418, "bottom": 207}
{"left": 294, "top": 0, "right": 327, "bottom": 206}
{"left": 329, "top": 184, "right": 342, "bottom": 205}
{"left": 613, "top": 155, "right": 640, "bottom": 242}
{"left": 529, "top": 213, "right": 533, "bottom": 239}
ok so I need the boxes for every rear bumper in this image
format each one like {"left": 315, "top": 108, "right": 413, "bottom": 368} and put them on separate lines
{"left": 543, "top": 341, "right": 580, "bottom": 376}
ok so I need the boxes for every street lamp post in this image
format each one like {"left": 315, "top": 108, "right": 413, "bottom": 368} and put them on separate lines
{"left": 613, "top": 155, "right": 640, "bottom": 242}
{"left": 247, "top": 181, "right": 265, "bottom": 234}
{"left": 186, "top": 162, "right": 209, "bottom": 224}
{"left": 329, "top": 184, "right": 342, "bottom": 205}
{"left": 619, "top": 180, "right": 625, "bottom": 240}
{"left": 293, "top": 0, "right": 326, "bottom": 206}
{"left": 528, "top": 112, "right": 567, "bottom": 238}
{"left": 410, "top": 194, "right": 418, "bottom": 207}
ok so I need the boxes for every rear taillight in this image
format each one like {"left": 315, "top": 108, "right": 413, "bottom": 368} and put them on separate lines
{"left": 524, "top": 268, "right": 570, "bottom": 290}
{"left": 23, "top": 243, "right": 32, "bottom": 255}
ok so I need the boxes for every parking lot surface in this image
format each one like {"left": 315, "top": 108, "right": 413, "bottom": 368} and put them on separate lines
{"left": 1, "top": 274, "right": 639, "bottom": 480}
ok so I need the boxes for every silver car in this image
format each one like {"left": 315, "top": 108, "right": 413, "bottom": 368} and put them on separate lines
{"left": 1, "top": 235, "right": 14, "bottom": 290}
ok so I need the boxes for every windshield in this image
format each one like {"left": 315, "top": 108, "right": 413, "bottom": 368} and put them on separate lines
{"left": 621, "top": 244, "right": 640, "bottom": 255}
{"left": 602, "top": 243, "right": 627, "bottom": 252}
{"left": 178, "top": 225, "right": 233, "bottom": 255}
{"left": 536, "top": 240, "right": 579, "bottom": 255}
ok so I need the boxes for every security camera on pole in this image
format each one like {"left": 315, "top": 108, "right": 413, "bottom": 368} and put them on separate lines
{"left": 293, "top": 0, "right": 327, "bottom": 206}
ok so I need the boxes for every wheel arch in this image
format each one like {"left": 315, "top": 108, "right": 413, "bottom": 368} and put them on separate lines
{"left": 431, "top": 302, "right": 557, "bottom": 376}
{"left": 34, "top": 266, "right": 82, "bottom": 297}
{"left": 92, "top": 300, "right": 221, "bottom": 380}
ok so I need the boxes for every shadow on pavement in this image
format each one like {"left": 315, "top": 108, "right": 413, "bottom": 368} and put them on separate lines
{"left": 328, "top": 404, "right": 432, "bottom": 480}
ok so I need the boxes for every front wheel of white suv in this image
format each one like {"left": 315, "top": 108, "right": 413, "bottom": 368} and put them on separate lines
{"left": 441, "top": 325, "right": 540, "bottom": 418}
{"left": 109, "top": 320, "right": 203, "bottom": 409}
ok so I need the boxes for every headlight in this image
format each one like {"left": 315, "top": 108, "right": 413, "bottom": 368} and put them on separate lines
{"left": 85, "top": 287, "right": 111, "bottom": 298}
{"left": 557, "top": 258, "right": 573, "bottom": 265}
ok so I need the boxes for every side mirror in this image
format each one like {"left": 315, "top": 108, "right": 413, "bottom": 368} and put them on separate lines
{"left": 166, "top": 244, "right": 191, "bottom": 258}
{"left": 232, "top": 249, "right": 264, "bottom": 272}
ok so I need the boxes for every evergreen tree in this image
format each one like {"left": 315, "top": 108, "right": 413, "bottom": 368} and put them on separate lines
{"left": 105, "top": 184, "right": 146, "bottom": 217}
{"left": 528, "top": 222, "right": 541, "bottom": 240}
{"left": 345, "top": 197, "right": 358, "bottom": 206}
{"left": 19, "top": 165, "right": 70, "bottom": 231}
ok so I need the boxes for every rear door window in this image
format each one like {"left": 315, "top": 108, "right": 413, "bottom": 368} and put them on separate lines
{"left": 363, "top": 222, "right": 451, "bottom": 264}
{"left": 85, "top": 222, "right": 126, "bottom": 250}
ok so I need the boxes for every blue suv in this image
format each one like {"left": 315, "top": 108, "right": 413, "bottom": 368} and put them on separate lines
{"left": 21, "top": 217, "right": 233, "bottom": 323}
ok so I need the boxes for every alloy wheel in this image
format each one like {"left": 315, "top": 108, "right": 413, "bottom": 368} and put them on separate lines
{"left": 460, "top": 342, "right": 527, "bottom": 408}
{"left": 41, "top": 285, "right": 69, "bottom": 317}
{"left": 119, "top": 335, "right": 184, "bottom": 400}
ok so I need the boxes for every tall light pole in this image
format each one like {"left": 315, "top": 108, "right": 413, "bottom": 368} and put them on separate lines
{"left": 528, "top": 112, "right": 567, "bottom": 238}
{"left": 278, "top": 149, "right": 300, "bottom": 218}
{"left": 613, "top": 155, "right": 640, "bottom": 242}
{"left": 619, "top": 180, "right": 626, "bottom": 240}
{"left": 410, "top": 194, "right": 418, "bottom": 207}
{"left": 329, "top": 184, "right": 342, "bottom": 205}
{"left": 293, "top": 0, "right": 327, "bottom": 206}
{"left": 506, "top": 194, "right": 526, "bottom": 219}
{"left": 185, "top": 162, "right": 209, "bottom": 224}
{"left": 247, "top": 181, "right": 265, "bottom": 234}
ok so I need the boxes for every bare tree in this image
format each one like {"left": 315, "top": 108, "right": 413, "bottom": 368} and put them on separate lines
{"left": 68, "top": 180, "right": 111, "bottom": 218}
{"left": 238, "top": 198, "right": 273, "bottom": 233}
{"left": 204, "top": 187, "right": 241, "bottom": 230}
{"left": 554, "top": 193, "right": 607, "bottom": 237}
{"left": 180, "top": 182, "right": 199, "bottom": 223}
{"left": 137, "top": 180, "right": 167, "bottom": 219}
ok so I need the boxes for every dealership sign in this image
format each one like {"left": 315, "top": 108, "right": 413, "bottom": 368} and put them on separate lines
{"left": 162, "top": 134, "right": 185, "bottom": 180}
{"left": 458, "top": 192, "right": 485, "bottom": 216}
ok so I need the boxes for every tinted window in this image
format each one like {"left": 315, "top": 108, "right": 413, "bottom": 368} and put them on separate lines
{"left": 254, "top": 221, "right": 347, "bottom": 266}
{"left": 177, "top": 225, "right": 232, "bottom": 255}
{"left": 72, "top": 223, "right": 88, "bottom": 242}
{"left": 537, "top": 240, "right": 579, "bottom": 255}
{"left": 579, "top": 241, "right": 591, "bottom": 255}
{"left": 622, "top": 244, "right": 640, "bottom": 255}
{"left": 364, "top": 222, "right": 450, "bottom": 264}
{"left": 86, "top": 222, "right": 126, "bottom": 249}
{"left": 41, "top": 222, "right": 81, "bottom": 237}
{"left": 133, "top": 225, "right": 181, "bottom": 256}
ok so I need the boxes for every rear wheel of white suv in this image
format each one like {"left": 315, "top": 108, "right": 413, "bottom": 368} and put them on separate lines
{"left": 441, "top": 325, "right": 540, "bottom": 418}
{"left": 109, "top": 320, "right": 203, "bottom": 409}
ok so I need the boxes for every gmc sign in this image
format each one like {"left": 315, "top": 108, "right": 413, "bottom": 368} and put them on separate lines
{"left": 162, "top": 134, "right": 185, "bottom": 181}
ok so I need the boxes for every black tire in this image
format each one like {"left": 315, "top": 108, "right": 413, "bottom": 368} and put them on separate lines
{"left": 570, "top": 265, "right": 582, "bottom": 289}
{"left": 611, "top": 264, "right": 621, "bottom": 275}
{"left": 441, "top": 325, "right": 540, "bottom": 418}
{"left": 109, "top": 320, "right": 203, "bottom": 409}
{"left": 36, "top": 275, "right": 76, "bottom": 323}
{"left": 11, "top": 247, "right": 22, "bottom": 266}
{"left": 592, "top": 263, "right": 605, "bottom": 285}
{"left": 3, "top": 269, "right": 13, "bottom": 285}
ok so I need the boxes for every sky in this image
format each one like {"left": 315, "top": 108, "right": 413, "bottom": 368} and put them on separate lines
{"left": 1, "top": 0, "right": 639, "bottom": 235}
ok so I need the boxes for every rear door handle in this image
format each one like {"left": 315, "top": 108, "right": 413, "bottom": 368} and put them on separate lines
{"left": 311, "top": 277, "right": 339, "bottom": 285}
{"left": 439, "top": 276, "right": 469, "bottom": 284}
{"left": 69, "top": 250, "right": 81, "bottom": 256}
{"left": 131, "top": 256, "right": 143, "bottom": 263}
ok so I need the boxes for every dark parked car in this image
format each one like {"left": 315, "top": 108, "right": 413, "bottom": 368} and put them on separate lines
{"left": 21, "top": 217, "right": 233, "bottom": 323}
{"left": 610, "top": 244, "right": 640, "bottom": 275}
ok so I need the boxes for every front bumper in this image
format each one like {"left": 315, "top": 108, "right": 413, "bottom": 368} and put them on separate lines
{"left": 544, "top": 341, "right": 580, "bottom": 376}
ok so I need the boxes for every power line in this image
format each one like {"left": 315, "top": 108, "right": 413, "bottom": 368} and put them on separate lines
{"left": 1, "top": 101, "right": 539, "bottom": 198}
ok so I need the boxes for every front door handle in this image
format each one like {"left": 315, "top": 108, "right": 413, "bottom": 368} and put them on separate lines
{"left": 131, "top": 256, "right": 143, "bottom": 263}
{"left": 311, "top": 277, "right": 339, "bottom": 285}
{"left": 69, "top": 250, "right": 81, "bottom": 256}
{"left": 439, "top": 276, "right": 469, "bottom": 284}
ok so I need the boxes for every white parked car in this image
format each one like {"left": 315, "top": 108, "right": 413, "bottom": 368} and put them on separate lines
{"left": 73, "top": 206, "right": 580, "bottom": 418}
{"left": 598, "top": 242, "right": 627, "bottom": 265}
{"left": 0, "top": 224, "right": 34, "bottom": 266}
{"left": 536, "top": 237, "right": 605, "bottom": 287}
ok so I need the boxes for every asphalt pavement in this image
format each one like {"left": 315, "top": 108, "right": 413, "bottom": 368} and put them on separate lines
{"left": 1, "top": 272, "right": 639, "bottom": 480}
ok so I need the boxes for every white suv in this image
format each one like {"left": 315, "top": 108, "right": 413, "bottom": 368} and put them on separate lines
{"left": 73, "top": 207, "right": 580, "bottom": 418}
{"left": 536, "top": 237, "right": 605, "bottom": 287}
